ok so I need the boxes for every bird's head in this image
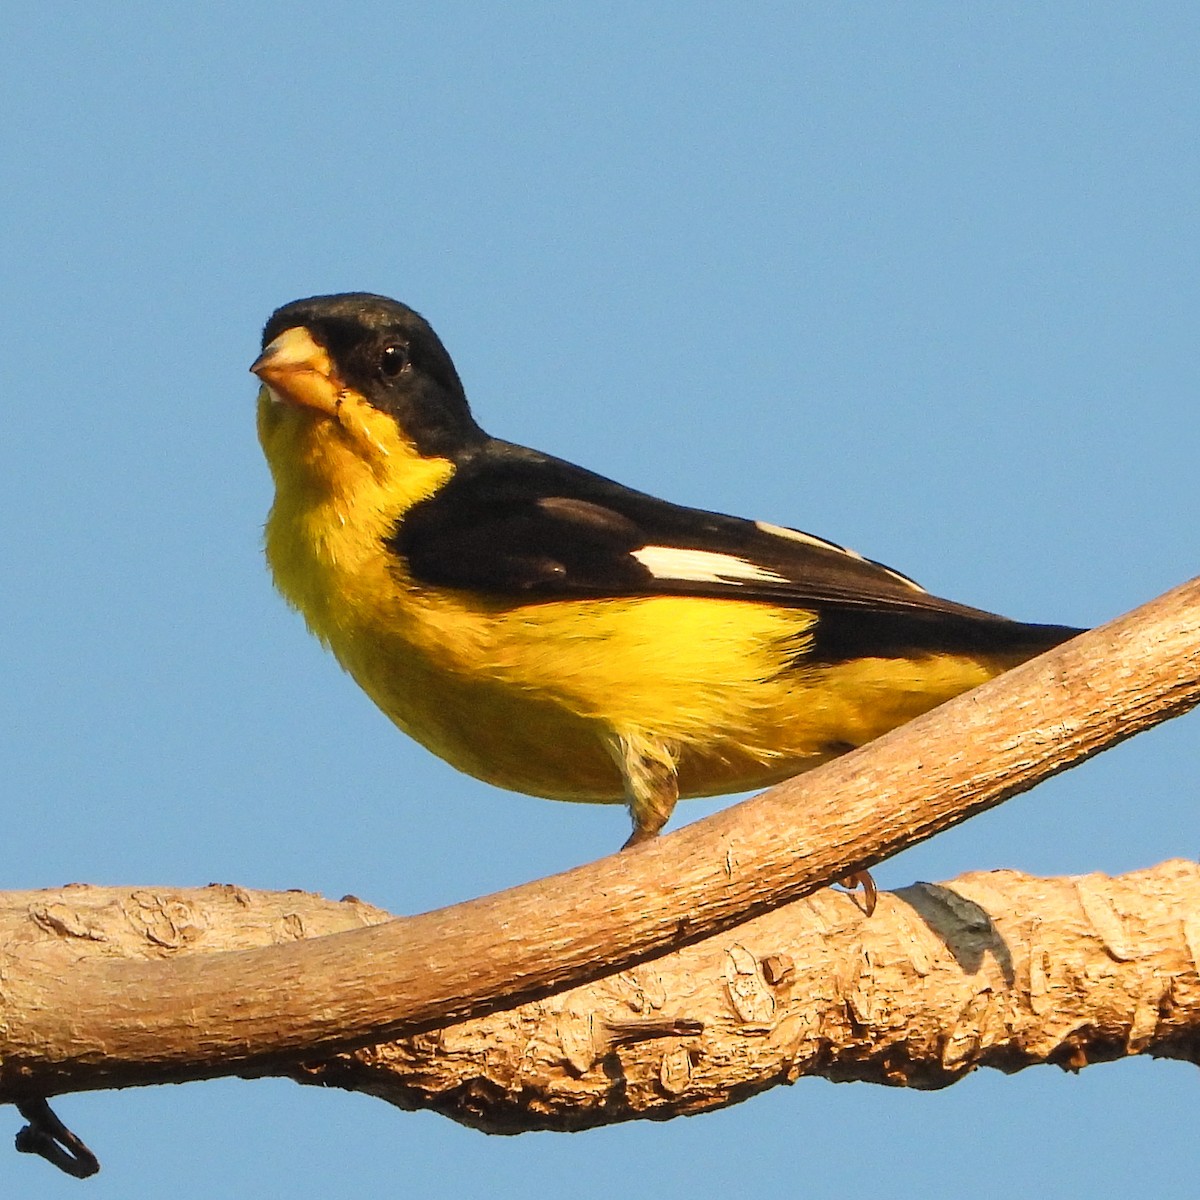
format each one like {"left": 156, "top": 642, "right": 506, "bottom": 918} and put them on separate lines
{"left": 252, "top": 293, "right": 484, "bottom": 502}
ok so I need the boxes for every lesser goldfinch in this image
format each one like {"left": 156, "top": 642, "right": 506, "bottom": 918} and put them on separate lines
{"left": 252, "top": 293, "right": 1080, "bottom": 909}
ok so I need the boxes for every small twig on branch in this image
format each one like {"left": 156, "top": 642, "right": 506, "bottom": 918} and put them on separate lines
{"left": 0, "top": 576, "right": 1195, "bottom": 1103}
{"left": 14, "top": 1098, "right": 100, "bottom": 1178}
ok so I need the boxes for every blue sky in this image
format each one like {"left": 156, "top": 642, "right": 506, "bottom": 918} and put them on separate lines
{"left": 2, "top": 4, "right": 1197, "bottom": 1196}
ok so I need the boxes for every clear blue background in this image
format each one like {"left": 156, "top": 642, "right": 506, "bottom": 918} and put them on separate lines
{"left": 3, "top": 4, "right": 1197, "bottom": 1196}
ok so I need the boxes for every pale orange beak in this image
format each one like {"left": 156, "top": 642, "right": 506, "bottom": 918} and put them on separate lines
{"left": 251, "top": 326, "right": 341, "bottom": 415}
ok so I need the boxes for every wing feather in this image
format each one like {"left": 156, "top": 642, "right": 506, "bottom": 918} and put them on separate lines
{"left": 389, "top": 439, "right": 1081, "bottom": 660}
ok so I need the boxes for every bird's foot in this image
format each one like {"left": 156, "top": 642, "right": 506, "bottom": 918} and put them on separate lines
{"left": 835, "top": 869, "right": 878, "bottom": 916}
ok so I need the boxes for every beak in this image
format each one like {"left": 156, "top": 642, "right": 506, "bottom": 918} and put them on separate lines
{"left": 251, "top": 327, "right": 341, "bottom": 415}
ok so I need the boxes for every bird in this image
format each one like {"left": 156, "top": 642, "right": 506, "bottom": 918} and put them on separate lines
{"left": 252, "top": 292, "right": 1082, "bottom": 913}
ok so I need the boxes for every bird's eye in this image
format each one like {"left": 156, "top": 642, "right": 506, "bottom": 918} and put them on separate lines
{"left": 379, "top": 343, "right": 409, "bottom": 377}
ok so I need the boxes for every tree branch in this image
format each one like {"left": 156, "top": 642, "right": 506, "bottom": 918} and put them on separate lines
{"left": 0, "top": 576, "right": 1196, "bottom": 1105}
{"left": 2, "top": 860, "right": 1199, "bottom": 1136}
{"left": 302, "top": 859, "right": 1200, "bottom": 1129}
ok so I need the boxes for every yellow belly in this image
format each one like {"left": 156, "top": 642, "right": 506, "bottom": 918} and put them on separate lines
{"left": 270, "top": 516, "right": 998, "bottom": 803}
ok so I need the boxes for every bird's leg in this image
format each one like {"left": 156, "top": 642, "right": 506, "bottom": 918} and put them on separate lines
{"left": 610, "top": 731, "right": 680, "bottom": 849}
{"left": 609, "top": 731, "right": 878, "bottom": 913}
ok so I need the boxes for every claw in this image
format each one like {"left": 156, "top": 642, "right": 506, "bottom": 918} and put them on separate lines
{"left": 836, "top": 869, "right": 878, "bottom": 916}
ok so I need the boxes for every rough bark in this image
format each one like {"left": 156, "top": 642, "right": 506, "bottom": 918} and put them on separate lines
{"left": 3, "top": 861, "right": 1200, "bottom": 1135}
{"left": 0, "top": 576, "right": 1195, "bottom": 1121}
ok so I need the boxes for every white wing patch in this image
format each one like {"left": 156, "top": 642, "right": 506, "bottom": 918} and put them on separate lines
{"left": 754, "top": 520, "right": 928, "bottom": 593}
{"left": 631, "top": 545, "right": 788, "bottom": 585}
{"left": 755, "top": 520, "right": 866, "bottom": 559}
{"left": 881, "top": 566, "right": 926, "bottom": 592}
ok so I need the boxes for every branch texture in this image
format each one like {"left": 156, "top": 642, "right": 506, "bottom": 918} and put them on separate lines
{"left": 0, "top": 576, "right": 1195, "bottom": 1102}
{"left": 2, "top": 861, "right": 1199, "bottom": 1132}
{"left": 299, "top": 858, "right": 1200, "bottom": 1126}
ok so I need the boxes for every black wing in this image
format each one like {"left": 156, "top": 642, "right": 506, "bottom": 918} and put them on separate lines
{"left": 389, "top": 440, "right": 1081, "bottom": 661}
